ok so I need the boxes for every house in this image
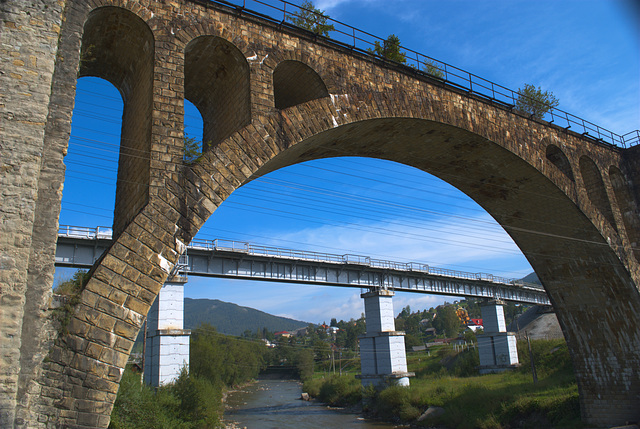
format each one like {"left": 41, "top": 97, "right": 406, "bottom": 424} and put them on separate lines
{"left": 467, "top": 319, "right": 483, "bottom": 332}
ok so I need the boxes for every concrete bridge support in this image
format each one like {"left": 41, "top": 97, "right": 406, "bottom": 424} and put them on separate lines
{"left": 143, "top": 277, "right": 190, "bottom": 387}
{"left": 477, "top": 300, "right": 519, "bottom": 374}
{"left": 358, "top": 289, "right": 414, "bottom": 387}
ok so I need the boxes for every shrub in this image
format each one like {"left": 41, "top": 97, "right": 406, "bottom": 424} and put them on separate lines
{"left": 310, "top": 375, "right": 362, "bottom": 406}
{"left": 109, "top": 368, "right": 180, "bottom": 429}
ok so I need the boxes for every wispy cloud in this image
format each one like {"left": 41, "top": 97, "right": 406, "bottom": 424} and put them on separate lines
{"left": 316, "top": 0, "right": 382, "bottom": 11}
{"left": 272, "top": 214, "right": 530, "bottom": 277}
{"left": 185, "top": 214, "right": 533, "bottom": 322}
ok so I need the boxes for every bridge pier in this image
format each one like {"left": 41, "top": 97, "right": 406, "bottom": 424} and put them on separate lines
{"left": 477, "top": 299, "right": 519, "bottom": 374}
{"left": 143, "top": 277, "right": 191, "bottom": 387}
{"left": 358, "top": 289, "right": 414, "bottom": 388}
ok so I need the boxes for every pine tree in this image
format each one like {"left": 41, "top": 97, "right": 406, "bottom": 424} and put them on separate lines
{"left": 288, "top": 1, "right": 335, "bottom": 36}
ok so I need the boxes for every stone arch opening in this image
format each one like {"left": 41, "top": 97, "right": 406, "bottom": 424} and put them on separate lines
{"left": 184, "top": 99, "right": 205, "bottom": 163}
{"left": 62, "top": 76, "right": 123, "bottom": 227}
{"left": 545, "top": 144, "right": 575, "bottom": 181}
{"left": 609, "top": 166, "right": 640, "bottom": 262}
{"left": 184, "top": 36, "right": 251, "bottom": 150}
{"left": 79, "top": 6, "right": 154, "bottom": 237}
{"left": 236, "top": 115, "right": 640, "bottom": 424}
{"left": 273, "top": 60, "right": 329, "bottom": 110}
{"left": 578, "top": 156, "right": 617, "bottom": 230}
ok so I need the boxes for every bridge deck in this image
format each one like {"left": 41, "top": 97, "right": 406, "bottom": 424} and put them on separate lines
{"left": 56, "top": 226, "right": 549, "bottom": 304}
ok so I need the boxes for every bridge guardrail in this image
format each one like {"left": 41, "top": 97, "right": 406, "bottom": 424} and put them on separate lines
{"left": 57, "top": 225, "right": 113, "bottom": 240}
{"left": 202, "top": 0, "right": 638, "bottom": 148}
{"left": 59, "top": 225, "right": 545, "bottom": 292}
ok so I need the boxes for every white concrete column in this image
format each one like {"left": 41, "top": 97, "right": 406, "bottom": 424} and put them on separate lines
{"left": 144, "top": 276, "right": 191, "bottom": 387}
{"left": 358, "top": 289, "right": 414, "bottom": 388}
{"left": 477, "top": 299, "right": 519, "bottom": 374}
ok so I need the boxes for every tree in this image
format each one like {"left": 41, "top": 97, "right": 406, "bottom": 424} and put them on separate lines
{"left": 515, "top": 83, "right": 559, "bottom": 119}
{"left": 287, "top": 1, "right": 334, "bottom": 36}
{"left": 183, "top": 134, "right": 203, "bottom": 164}
{"left": 433, "top": 305, "right": 461, "bottom": 338}
{"left": 53, "top": 270, "right": 89, "bottom": 296}
{"left": 424, "top": 60, "right": 444, "bottom": 78}
{"left": 368, "top": 34, "right": 406, "bottom": 64}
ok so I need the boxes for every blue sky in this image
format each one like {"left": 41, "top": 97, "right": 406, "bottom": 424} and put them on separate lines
{"left": 57, "top": 0, "right": 639, "bottom": 324}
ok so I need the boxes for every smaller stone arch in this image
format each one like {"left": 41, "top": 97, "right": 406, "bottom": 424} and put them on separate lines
{"left": 609, "top": 166, "right": 640, "bottom": 262}
{"left": 579, "top": 156, "right": 617, "bottom": 230}
{"left": 184, "top": 35, "right": 251, "bottom": 149}
{"left": 79, "top": 5, "right": 155, "bottom": 237}
{"left": 273, "top": 60, "right": 329, "bottom": 109}
{"left": 546, "top": 143, "right": 575, "bottom": 181}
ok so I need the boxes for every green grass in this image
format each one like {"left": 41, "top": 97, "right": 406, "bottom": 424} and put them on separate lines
{"left": 391, "top": 371, "right": 581, "bottom": 428}
{"left": 303, "top": 374, "right": 362, "bottom": 406}
{"left": 307, "top": 339, "right": 583, "bottom": 428}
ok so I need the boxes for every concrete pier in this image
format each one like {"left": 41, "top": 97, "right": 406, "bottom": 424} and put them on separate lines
{"left": 358, "top": 289, "right": 414, "bottom": 387}
{"left": 143, "top": 277, "right": 191, "bottom": 387}
{"left": 477, "top": 299, "right": 519, "bottom": 374}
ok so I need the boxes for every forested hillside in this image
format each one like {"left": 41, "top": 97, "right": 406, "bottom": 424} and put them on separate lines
{"left": 183, "top": 298, "right": 309, "bottom": 335}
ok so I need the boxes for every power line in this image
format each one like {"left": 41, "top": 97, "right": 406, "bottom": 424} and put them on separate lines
{"left": 63, "top": 133, "right": 595, "bottom": 241}
{"left": 60, "top": 81, "right": 636, "bottom": 274}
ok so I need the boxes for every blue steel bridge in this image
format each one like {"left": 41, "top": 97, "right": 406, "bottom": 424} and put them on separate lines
{"left": 56, "top": 225, "right": 549, "bottom": 305}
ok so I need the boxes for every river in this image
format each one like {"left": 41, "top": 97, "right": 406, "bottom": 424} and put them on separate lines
{"left": 223, "top": 379, "right": 399, "bottom": 429}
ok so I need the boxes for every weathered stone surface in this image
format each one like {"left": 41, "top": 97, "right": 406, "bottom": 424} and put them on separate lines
{"left": 1, "top": 0, "right": 639, "bottom": 428}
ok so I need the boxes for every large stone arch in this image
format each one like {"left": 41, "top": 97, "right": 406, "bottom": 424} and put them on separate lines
{"left": 188, "top": 96, "right": 640, "bottom": 426}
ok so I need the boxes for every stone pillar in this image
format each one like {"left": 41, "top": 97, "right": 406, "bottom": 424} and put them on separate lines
{"left": 358, "top": 289, "right": 414, "bottom": 388}
{"left": 144, "top": 277, "right": 191, "bottom": 387}
{"left": 477, "top": 299, "right": 519, "bottom": 374}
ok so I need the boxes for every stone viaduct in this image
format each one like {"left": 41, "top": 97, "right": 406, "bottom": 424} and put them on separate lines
{"left": 1, "top": 0, "right": 639, "bottom": 427}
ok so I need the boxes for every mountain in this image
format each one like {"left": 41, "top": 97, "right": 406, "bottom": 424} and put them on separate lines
{"left": 183, "top": 298, "right": 309, "bottom": 336}
{"left": 521, "top": 272, "right": 541, "bottom": 284}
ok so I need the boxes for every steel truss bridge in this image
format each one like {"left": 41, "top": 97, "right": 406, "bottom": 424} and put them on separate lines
{"left": 55, "top": 226, "right": 550, "bottom": 305}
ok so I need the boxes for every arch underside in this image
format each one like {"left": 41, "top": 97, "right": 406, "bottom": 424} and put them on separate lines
{"left": 239, "top": 115, "right": 640, "bottom": 422}
{"left": 79, "top": 6, "right": 154, "bottom": 236}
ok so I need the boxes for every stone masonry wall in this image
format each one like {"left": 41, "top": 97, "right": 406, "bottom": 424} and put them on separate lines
{"left": 0, "top": 1, "right": 66, "bottom": 426}
{"left": 0, "top": 0, "right": 639, "bottom": 427}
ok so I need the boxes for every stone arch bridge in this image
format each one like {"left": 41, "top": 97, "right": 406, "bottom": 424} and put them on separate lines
{"left": 1, "top": 0, "right": 639, "bottom": 427}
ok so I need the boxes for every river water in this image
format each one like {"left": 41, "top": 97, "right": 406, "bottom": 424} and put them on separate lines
{"left": 223, "top": 379, "right": 398, "bottom": 429}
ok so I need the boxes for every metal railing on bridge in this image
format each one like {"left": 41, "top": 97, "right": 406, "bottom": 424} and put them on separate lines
{"left": 58, "top": 224, "right": 113, "bottom": 240}
{"left": 198, "top": 0, "right": 639, "bottom": 148}
{"left": 188, "top": 237, "right": 544, "bottom": 292}
{"left": 56, "top": 226, "right": 546, "bottom": 303}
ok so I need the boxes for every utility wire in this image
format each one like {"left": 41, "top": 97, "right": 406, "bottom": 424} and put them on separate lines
{"left": 63, "top": 84, "right": 637, "bottom": 269}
